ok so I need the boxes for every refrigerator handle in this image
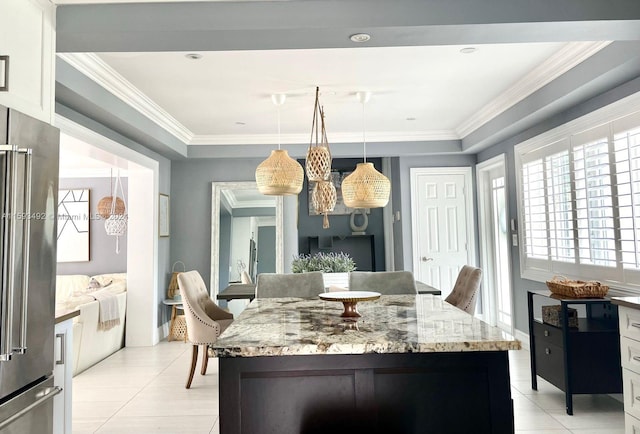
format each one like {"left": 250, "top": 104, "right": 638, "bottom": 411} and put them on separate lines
{"left": 0, "top": 146, "right": 18, "bottom": 361}
{"left": 0, "top": 386, "right": 61, "bottom": 431}
{"left": 14, "top": 149, "right": 32, "bottom": 354}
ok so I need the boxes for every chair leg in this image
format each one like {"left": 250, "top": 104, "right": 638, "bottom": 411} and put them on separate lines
{"left": 201, "top": 344, "right": 209, "bottom": 375}
{"left": 186, "top": 345, "right": 198, "bottom": 389}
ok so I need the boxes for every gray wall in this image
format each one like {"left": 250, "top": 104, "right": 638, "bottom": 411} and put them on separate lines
{"left": 57, "top": 177, "right": 128, "bottom": 276}
{"left": 477, "top": 74, "right": 640, "bottom": 334}
{"left": 219, "top": 211, "right": 232, "bottom": 292}
{"left": 171, "top": 158, "right": 272, "bottom": 286}
{"left": 297, "top": 158, "right": 386, "bottom": 271}
{"left": 257, "top": 226, "right": 276, "bottom": 275}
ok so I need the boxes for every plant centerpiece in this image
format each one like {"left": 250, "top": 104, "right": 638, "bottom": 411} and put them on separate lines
{"left": 291, "top": 252, "right": 356, "bottom": 288}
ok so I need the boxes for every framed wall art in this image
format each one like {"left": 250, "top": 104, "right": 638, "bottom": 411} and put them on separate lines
{"left": 159, "top": 193, "right": 170, "bottom": 237}
{"left": 308, "top": 170, "right": 355, "bottom": 216}
{"left": 57, "top": 189, "right": 90, "bottom": 262}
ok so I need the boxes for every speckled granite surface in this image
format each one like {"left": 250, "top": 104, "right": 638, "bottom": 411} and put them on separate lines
{"left": 212, "top": 294, "right": 521, "bottom": 357}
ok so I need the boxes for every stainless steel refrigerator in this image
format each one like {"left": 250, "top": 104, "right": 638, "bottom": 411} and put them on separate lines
{"left": 0, "top": 105, "right": 60, "bottom": 433}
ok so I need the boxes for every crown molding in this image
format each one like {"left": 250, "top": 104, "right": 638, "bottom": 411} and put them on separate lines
{"left": 57, "top": 53, "right": 195, "bottom": 144}
{"left": 455, "top": 41, "right": 611, "bottom": 138}
{"left": 189, "top": 130, "right": 459, "bottom": 146}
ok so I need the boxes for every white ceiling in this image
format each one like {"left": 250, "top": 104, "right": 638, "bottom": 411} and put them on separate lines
{"left": 60, "top": 40, "right": 608, "bottom": 148}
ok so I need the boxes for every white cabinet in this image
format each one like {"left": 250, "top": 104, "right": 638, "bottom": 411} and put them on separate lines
{"left": 0, "top": 0, "right": 55, "bottom": 123}
{"left": 618, "top": 305, "right": 640, "bottom": 434}
{"left": 54, "top": 318, "right": 74, "bottom": 434}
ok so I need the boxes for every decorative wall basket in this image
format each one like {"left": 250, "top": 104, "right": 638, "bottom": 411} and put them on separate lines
{"left": 97, "top": 196, "right": 125, "bottom": 219}
{"left": 167, "top": 260, "right": 186, "bottom": 299}
{"left": 255, "top": 149, "right": 304, "bottom": 195}
{"left": 305, "top": 87, "right": 333, "bottom": 182}
{"left": 311, "top": 180, "right": 337, "bottom": 228}
{"left": 342, "top": 162, "right": 391, "bottom": 208}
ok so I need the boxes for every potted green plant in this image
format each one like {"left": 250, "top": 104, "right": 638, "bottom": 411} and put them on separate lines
{"left": 291, "top": 252, "right": 356, "bottom": 288}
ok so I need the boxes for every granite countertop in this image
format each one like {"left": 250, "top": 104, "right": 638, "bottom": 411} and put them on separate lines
{"left": 611, "top": 296, "right": 640, "bottom": 310}
{"left": 212, "top": 294, "right": 521, "bottom": 357}
{"left": 55, "top": 306, "right": 80, "bottom": 324}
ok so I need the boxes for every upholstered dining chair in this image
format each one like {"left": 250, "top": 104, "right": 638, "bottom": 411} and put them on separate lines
{"left": 348, "top": 271, "right": 417, "bottom": 295}
{"left": 178, "top": 270, "right": 234, "bottom": 389}
{"left": 444, "top": 266, "right": 482, "bottom": 314}
{"left": 256, "top": 272, "right": 325, "bottom": 298}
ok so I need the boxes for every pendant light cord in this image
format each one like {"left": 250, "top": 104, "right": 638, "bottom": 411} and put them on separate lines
{"left": 362, "top": 100, "right": 367, "bottom": 163}
{"left": 277, "top": 105, "right": 281, "bottom": 150}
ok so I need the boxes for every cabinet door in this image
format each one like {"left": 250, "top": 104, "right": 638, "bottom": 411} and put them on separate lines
{"left": 0, "top": 0, "right": 55, "bottom": 123}
{"left": 54, "top": 319, "right": 73, "bottom": 434}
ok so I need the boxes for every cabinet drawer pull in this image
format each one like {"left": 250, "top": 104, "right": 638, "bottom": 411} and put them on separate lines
{"left": 633, "top": 356, "right": 640, "bottom": 362}
{"left": 631, "top": 323, "right": 640, "bottom": 329}
{"left": 635, "top": 396, "right": 640, "bottom": 402}
{"left": 544, "top": 330, "right": 550, "bottom": 337}
{"left": 545, "top": 348, "right": 551, "bottom": 355}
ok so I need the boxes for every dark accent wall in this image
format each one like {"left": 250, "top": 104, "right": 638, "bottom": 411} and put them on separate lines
{"left": 57, "top": 177, "right": 128, "bottom": 276}
{"left": 298, "top": 158, "right": 385, "bottom": 272}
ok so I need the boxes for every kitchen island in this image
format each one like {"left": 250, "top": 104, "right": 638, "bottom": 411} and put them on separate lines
{"left": 212, "top": 294, "right": 520, "bottom": 434}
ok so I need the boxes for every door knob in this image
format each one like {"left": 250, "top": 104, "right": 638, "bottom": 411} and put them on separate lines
{"left": 421, "top": 257, "right": 433, "bottom": 262}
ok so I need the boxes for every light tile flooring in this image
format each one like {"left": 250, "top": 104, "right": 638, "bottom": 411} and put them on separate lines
{"left": 72, "top": 341, "right": 624, "bottom": 433}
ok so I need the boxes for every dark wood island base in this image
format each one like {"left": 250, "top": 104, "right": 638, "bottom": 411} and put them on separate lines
{"left": 219, "top": 351, "right": 515, "bottom": 434}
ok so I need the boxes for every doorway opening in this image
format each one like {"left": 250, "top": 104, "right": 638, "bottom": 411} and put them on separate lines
{"left": 56, "top": 115, "right": 160, "bottom": 348}
{"left": 477, "top": 154, "right": 513, "bottom": 333}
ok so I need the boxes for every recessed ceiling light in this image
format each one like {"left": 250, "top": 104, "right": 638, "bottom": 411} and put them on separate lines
{"left": 350, "top": 33, "right": 371, "bottom": 43}
{"left": 185, "top": 53, "right": 203, "bottom": 60}
{"left": 460, "top": 47, "right": 477, "bottom": 54}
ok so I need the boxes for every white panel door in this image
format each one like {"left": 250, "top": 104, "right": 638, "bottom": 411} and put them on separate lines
{"left": 411, "top": 168, "right": 473, "bottom": 299}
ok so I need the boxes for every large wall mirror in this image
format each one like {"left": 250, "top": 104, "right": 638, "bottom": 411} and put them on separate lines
{"left": 211, "top": 181, "right": 283, "bottom": 297}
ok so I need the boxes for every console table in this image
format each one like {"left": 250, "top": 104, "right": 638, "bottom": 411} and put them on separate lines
{"left": 527, "top": 289, "right": 622, "bottom": 415}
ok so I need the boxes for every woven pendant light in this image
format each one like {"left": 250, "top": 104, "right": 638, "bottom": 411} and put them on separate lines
{"left": 98, "top": 169, "right": 126, "bottom": 218}
{"left": 311, "top": 180, "right": 337, "bottom": 229}
{"left": 97, "top": 196, "right": 125, "bottom": 219}
{"left": 305, "top": 87, "right": 332, "bottom": 182}
{"left": 343, "top": 162, "right": 390, "bottom": 208}
{"left": 342, "top": 91, "right": 390, "bottom": 209}
{"left": 255, "top": 94, "right": 304, "bottom": 196}
{"left": 256, "top": 149, "right": 304, "bottom": 195}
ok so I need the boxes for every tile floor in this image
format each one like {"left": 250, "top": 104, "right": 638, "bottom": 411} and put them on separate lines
{"left": 72, "top": 341, "right": 624, "bottom": 433}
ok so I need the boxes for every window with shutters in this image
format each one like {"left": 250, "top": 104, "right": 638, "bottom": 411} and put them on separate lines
{"left": 515, "top": 109, "right": 640, "bottom": 292}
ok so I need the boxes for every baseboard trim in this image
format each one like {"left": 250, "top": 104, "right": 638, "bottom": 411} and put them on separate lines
{"left": 514, "top": 329, "right": 530, "bottom": 351}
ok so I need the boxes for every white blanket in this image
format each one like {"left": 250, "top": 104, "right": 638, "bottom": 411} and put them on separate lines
{"left": 90, "top": 289, "right": 121, "bottom": 331}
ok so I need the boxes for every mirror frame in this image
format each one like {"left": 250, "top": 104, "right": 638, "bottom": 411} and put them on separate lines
{"left": 210, "top": 181, "right": 283, "bottom": 297}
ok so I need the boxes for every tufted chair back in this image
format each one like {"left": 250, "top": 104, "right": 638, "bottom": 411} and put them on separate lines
{"left": 444, "top": 266, "right": 482, "bottom": 314}
{"left": 177, "top": 270, "right": 233, "bottom": 388}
